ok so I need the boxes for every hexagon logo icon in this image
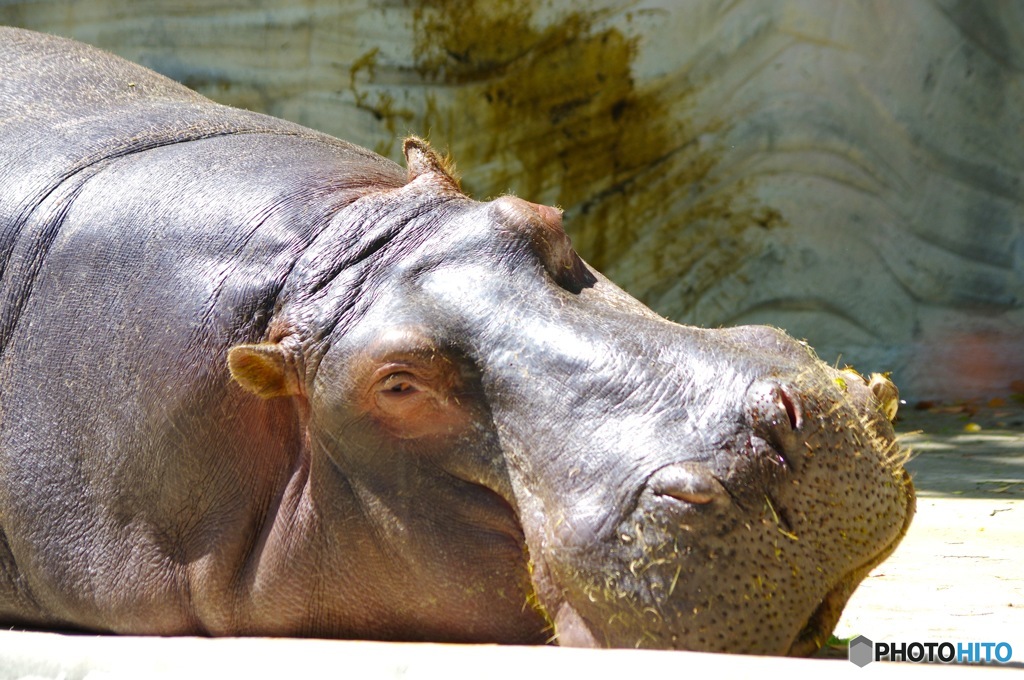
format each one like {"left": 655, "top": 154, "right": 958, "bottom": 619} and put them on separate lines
{"left": 849, "top": 635, "right": 874, "bottom": 667}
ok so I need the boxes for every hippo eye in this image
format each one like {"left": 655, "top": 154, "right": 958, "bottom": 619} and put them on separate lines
{"left": 379, "top": 372, "right": 421, "bottom": 396}
{"left": 362, "top": 353, "right": 469, "bottom": 438}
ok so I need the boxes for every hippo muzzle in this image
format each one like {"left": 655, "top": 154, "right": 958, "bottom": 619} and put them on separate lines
{"left": 480, "top": 313, "right": 915, "bottom": 655}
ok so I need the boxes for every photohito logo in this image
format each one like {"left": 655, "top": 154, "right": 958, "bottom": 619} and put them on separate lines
{"left": 848, "top": 636, "right": 1014, "bottom": 666}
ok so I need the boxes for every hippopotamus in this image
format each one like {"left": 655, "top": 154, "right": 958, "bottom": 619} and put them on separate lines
{"left": 0, "top": 27, "right": 914, "bottom": 655}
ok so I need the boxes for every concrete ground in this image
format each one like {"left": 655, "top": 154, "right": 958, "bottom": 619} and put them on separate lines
{"left": 2, "top": 403, "right": 1021, "bottom": 678}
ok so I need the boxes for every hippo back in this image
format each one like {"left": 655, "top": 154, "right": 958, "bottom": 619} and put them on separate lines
{"left": 0, "top": 26, "right": 390, "bottom": 186}
{"left": 0, "top": 26, "right": 404, "bottom": 357}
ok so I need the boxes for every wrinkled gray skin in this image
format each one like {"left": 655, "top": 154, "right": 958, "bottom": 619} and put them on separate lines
{"left": 0, "top": 28, "right": 914, "bottom": 655}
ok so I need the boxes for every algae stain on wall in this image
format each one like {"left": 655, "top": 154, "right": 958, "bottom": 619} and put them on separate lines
{"left": 400, "top": 0, "right": 785, "bottom": 314}
{"left": 411, "top": 3, "right": 665, "bottom": 204}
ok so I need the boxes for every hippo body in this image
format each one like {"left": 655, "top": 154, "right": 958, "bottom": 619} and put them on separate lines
{"left": 0, "top": 28, "right": 914, "bottom": 654}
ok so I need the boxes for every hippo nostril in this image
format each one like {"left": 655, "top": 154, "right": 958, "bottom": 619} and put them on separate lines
{"left": 647, "top": 462, "right": 726, "bottom": 505}
{"left": 662, "top": 489, "right": 715, "bottom": 505}
{"left": 747, "top": 381, "right": 804, "bottom": 469}
{"left": 778, "top": 387, "right": 801, "bottom": 431}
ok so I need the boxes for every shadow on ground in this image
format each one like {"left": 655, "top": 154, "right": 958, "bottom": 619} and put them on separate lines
{"left": 898, "top": 403, "right": 1024, "bottom": 499}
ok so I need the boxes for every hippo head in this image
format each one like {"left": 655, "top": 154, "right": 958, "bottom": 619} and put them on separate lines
{"left": 228, "top": 140, "right": 914, "bottom": 655}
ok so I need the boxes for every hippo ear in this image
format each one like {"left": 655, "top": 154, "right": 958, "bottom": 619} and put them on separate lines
{"left": 403, "top": 137, "right": 461, "bottom": 190}
{"left": 228, "top": 342, "right": 302, "bottom": 399}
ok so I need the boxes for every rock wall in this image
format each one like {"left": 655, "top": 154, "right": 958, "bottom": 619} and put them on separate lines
{"left": 3, "top": 0, "right": 1022, "bottom": 400}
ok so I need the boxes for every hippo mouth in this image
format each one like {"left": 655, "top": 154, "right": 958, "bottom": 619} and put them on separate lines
{"left": 537, "top": 466, "right": 916, "bottom": 655}
{"left": 527, "top": 376, "right": 917, "bottom": 656}
{"left": 787, "top": 468, "right": 916, "bottom": 656}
